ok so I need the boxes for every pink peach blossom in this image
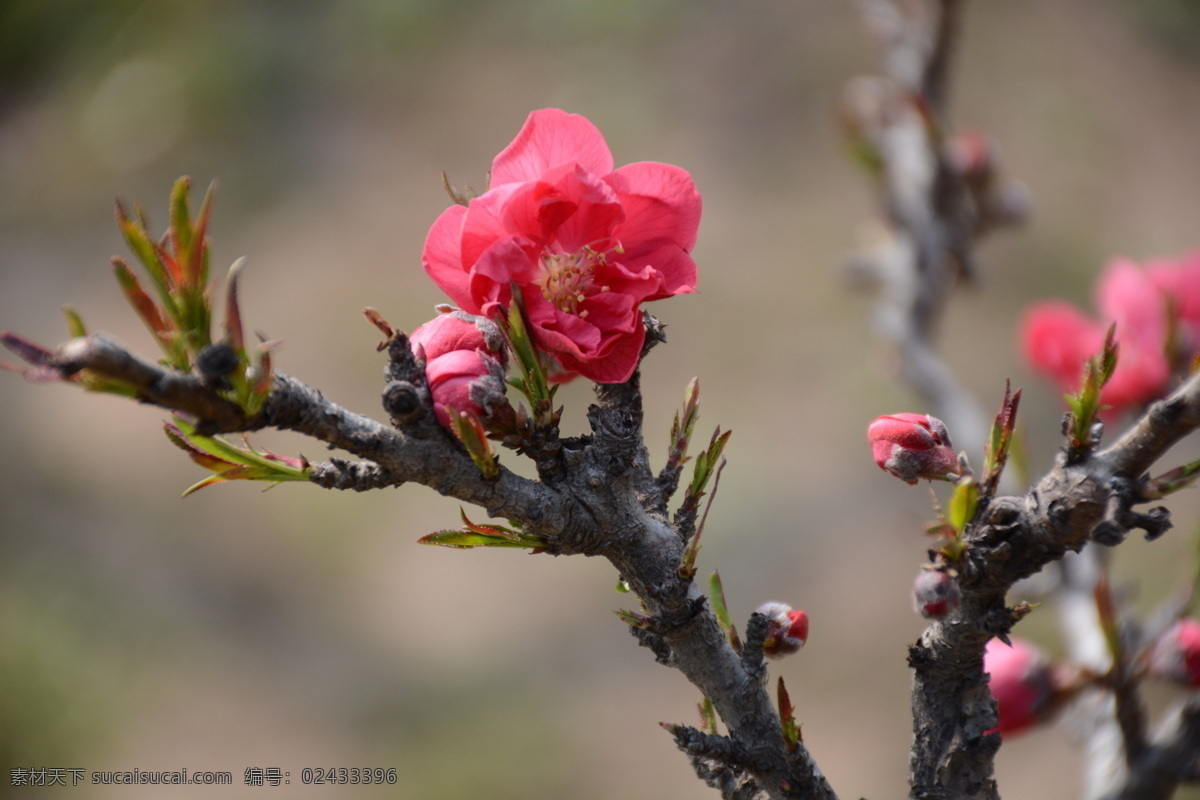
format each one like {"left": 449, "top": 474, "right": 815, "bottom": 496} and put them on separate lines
{"left": 1019, "top": 252, "right": 1200, "bottom": 415}
{"left": 422, "top": 109, "right": 701, "bottom": 384}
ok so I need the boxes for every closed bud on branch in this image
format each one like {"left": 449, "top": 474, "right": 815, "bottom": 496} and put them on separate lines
{"left": 912, "top": 568, "right": 960, "bottom": 619}
{"left": 867, "top": 413, "right": 961, "bottom": 485}
{"left": 411, "top": 309, "right": 510, "bottom": 431}
{"left": 756, "top": 602, "right": 809, "bottom": 660}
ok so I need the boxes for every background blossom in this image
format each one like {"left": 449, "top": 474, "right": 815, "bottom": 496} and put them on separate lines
{"left": 1020, "top": 253, "right": 1200, "bottom": 415}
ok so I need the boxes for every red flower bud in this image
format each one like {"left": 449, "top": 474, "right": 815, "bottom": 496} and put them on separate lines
{"left": 912, "top": 568, "right": 961, "bottom": 619}
{"left": 867, "top": 413, "right": 960, "bottom": 484}
{"left": 756, "top": 602, "right": 809, "bottom": 659}
{"left": 423, "top": 349, "right": 507, "bottom": 430}
{"left": 411, "top": 309, "right": 509, "bottom": 431}
{"left": 409, "top": 308, "right": 507, "bottom": 365}
{"left": 984, "top": 637, "right": 1055, "bottom": 737}
{"left": 1149, "top": 618, "right": 1200, "bottom": 688}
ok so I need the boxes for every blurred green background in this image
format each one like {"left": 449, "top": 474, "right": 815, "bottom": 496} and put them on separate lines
{"left": 2, "top": 2, "right": 1200, "bottom": 798}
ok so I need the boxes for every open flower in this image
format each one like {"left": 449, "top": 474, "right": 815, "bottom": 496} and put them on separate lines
{"left": 423, "top": 108, "right": 702, "bottom": 383}
{"left": 1019, "top": 253, "right": 1200, "bottom": 416}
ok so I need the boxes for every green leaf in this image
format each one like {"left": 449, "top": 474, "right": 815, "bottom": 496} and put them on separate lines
{"left": 223, "top": 257, "right": 246, "bottom": 354}
{"left": 698, "top": 698, "right": 718, "bottom": 735}
{"left": 164, "top": 416, "right": 310, "bottom": 497}
{"left": 62, "top": 306, "right": 87, "bottom": 338}
{"left": 1065, "top": 325, "right": 1118, "bottom": 451}
{"left": 504, "top": 284, "right": 553, "bottom": 423}
{"left": 982, "top": 381, "right": 1021, "bottom": 497}
{"left": 688, "top": 427, "right": 731, "bottom": 499}
{"left": 417, "top": 510, "right": 546, "bottom": 550}
{"left": 667, "top": 378, "right": 700, "bottom": 466}
{"left": 947, "top": 477, "right": 979, "bottom": 533}
{"left": 417, "top": 529, "right": 543, "bottom": 549}
{"left": 113, "top": 258, "right": 177, "bottom": 353}
{"left": 777, "top": 678, "right": 801, "bottom": 749}
{"left": 708, "top": 570, "right": 742, "bottom": 653}
{"left": 449, "top": 406, "right": 500, "bottom": 479}
{"left": 169, "top": 176, "right": 194, "bottom": 266}
{"left": 184, "top": 181, "right": 214, "bottom": 288}
{"left": 614, "top": 608, "right": 653, "bottom": 629}
{"left": 1142, "top": 458, "right": 1200, "bottom": 500}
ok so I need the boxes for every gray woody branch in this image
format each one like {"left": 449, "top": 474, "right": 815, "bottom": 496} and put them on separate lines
{"left": 27, "top": 312, "right": 1200, "bottom": 800}
{"left": 40, "top": 330, "right": 836, "bottom": 800}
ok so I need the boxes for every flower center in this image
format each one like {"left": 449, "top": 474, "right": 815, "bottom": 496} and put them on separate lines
{"left": 538, "top": 240, "right": 621, "bottom": 317}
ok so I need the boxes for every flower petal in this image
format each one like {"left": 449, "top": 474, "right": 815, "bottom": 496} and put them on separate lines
{"left": 606, "top": 161, "right": 702, "bottom": 256}
{"left": 1096, "top": 257, "right": 1168, "bottom": 352}
{"left": 543, "top": 164, "right": 624, "bottom": 252}
{"left": 491, "top": 109, "right": 615, "bottom": 187}
{"left": 1019, "top": 301, "right": 1104, "bottom": 389}
{"left": 607, "top": 243, "right": 698, "bottom": 301}
{"left": 556, "top": 326, "right": 646, "bottom": 384}
{"left": 422, "top": 204, "right": 470, "bottom": 306}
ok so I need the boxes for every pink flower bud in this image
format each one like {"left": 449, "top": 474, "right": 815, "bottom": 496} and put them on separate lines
{"left": 912, "top": 568, "right": 961, "bottom": 619}
{"left": 424, "top": 349, "right": 506, "bottom": 429}
{"left": 984, "top": 637, "right": 1054, "bottom": 737}
{"left": 410, "top": 309, "right": 510, "bottom": 431}
{"left": 867, "top": 413, "right": 960, "bottom": 485}
{"left": 409, "top": 308, "right": 507, "bottom": 364}
{"left": 756, "top": 602, "right": 809, "bottom": 659}
{"left": 1149, "top": 618, "right": 1200, "bottom": 688}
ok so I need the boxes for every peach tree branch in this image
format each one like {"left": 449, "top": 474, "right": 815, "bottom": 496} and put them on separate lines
{"left": 17, "top": 325, "right": 836, "bottom": 800}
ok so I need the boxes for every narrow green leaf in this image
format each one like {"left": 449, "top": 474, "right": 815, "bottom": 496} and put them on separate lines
{"left": 698, "top": 698, "right": 718, "bottom": 735}
{"left": 709, "top": 570, "right": 742, "bottom": 653}
{"left": 113, "top": 258, "right": 173, "bottom": 342}
{"left": 689, "top": 428, "right": 731, "bottom": 498}
{"left": 449, "top": 407, "right": 499, "bottom": 479}
{"left": 169, "top": 176, "right": 194, "bottom": 264}
{"left": 115, "top": 199, "right": 173, "bottom": 294}
{"left": 180, "top": 467, "right": 258, "bottom": 497}
{"left": 62, "top": 306, "right": 87, "bottom": 337}
{"left": 778, "top": 677, "right": 801, "bottom": 749}
{"left": 167, "top": 416, "right": 310, "bottom": 480}
{"left": 614, "top": 608, "right": 653, "bottom": 629}
{"left": 504, "top": 284, "right": 552, "bottom": 419}
{"left": 1143, "top": 458, "right": 1200, "bottom": 499}
{"left": 164, "top": 421, "right": 238, "bottom": 472}
{"left": 982, "top": 381, "right": 1022, "bottom": 496}
{"left": 223, "top": 257, "right": 246, "bottom": 354}
{"left": 664, "top": 377, "right": 700, "bottom": 481}
{"left": 184, "top": 181, "right": 214, "bottom": 288}
{"left": 417, "top": 510, "right": 546, "bottom": 550}
{"left": 417, "top": 529, "right": 542, "bottom": 549}
{"left": 947, "top": 477, "right": 979, "bottom": 533}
